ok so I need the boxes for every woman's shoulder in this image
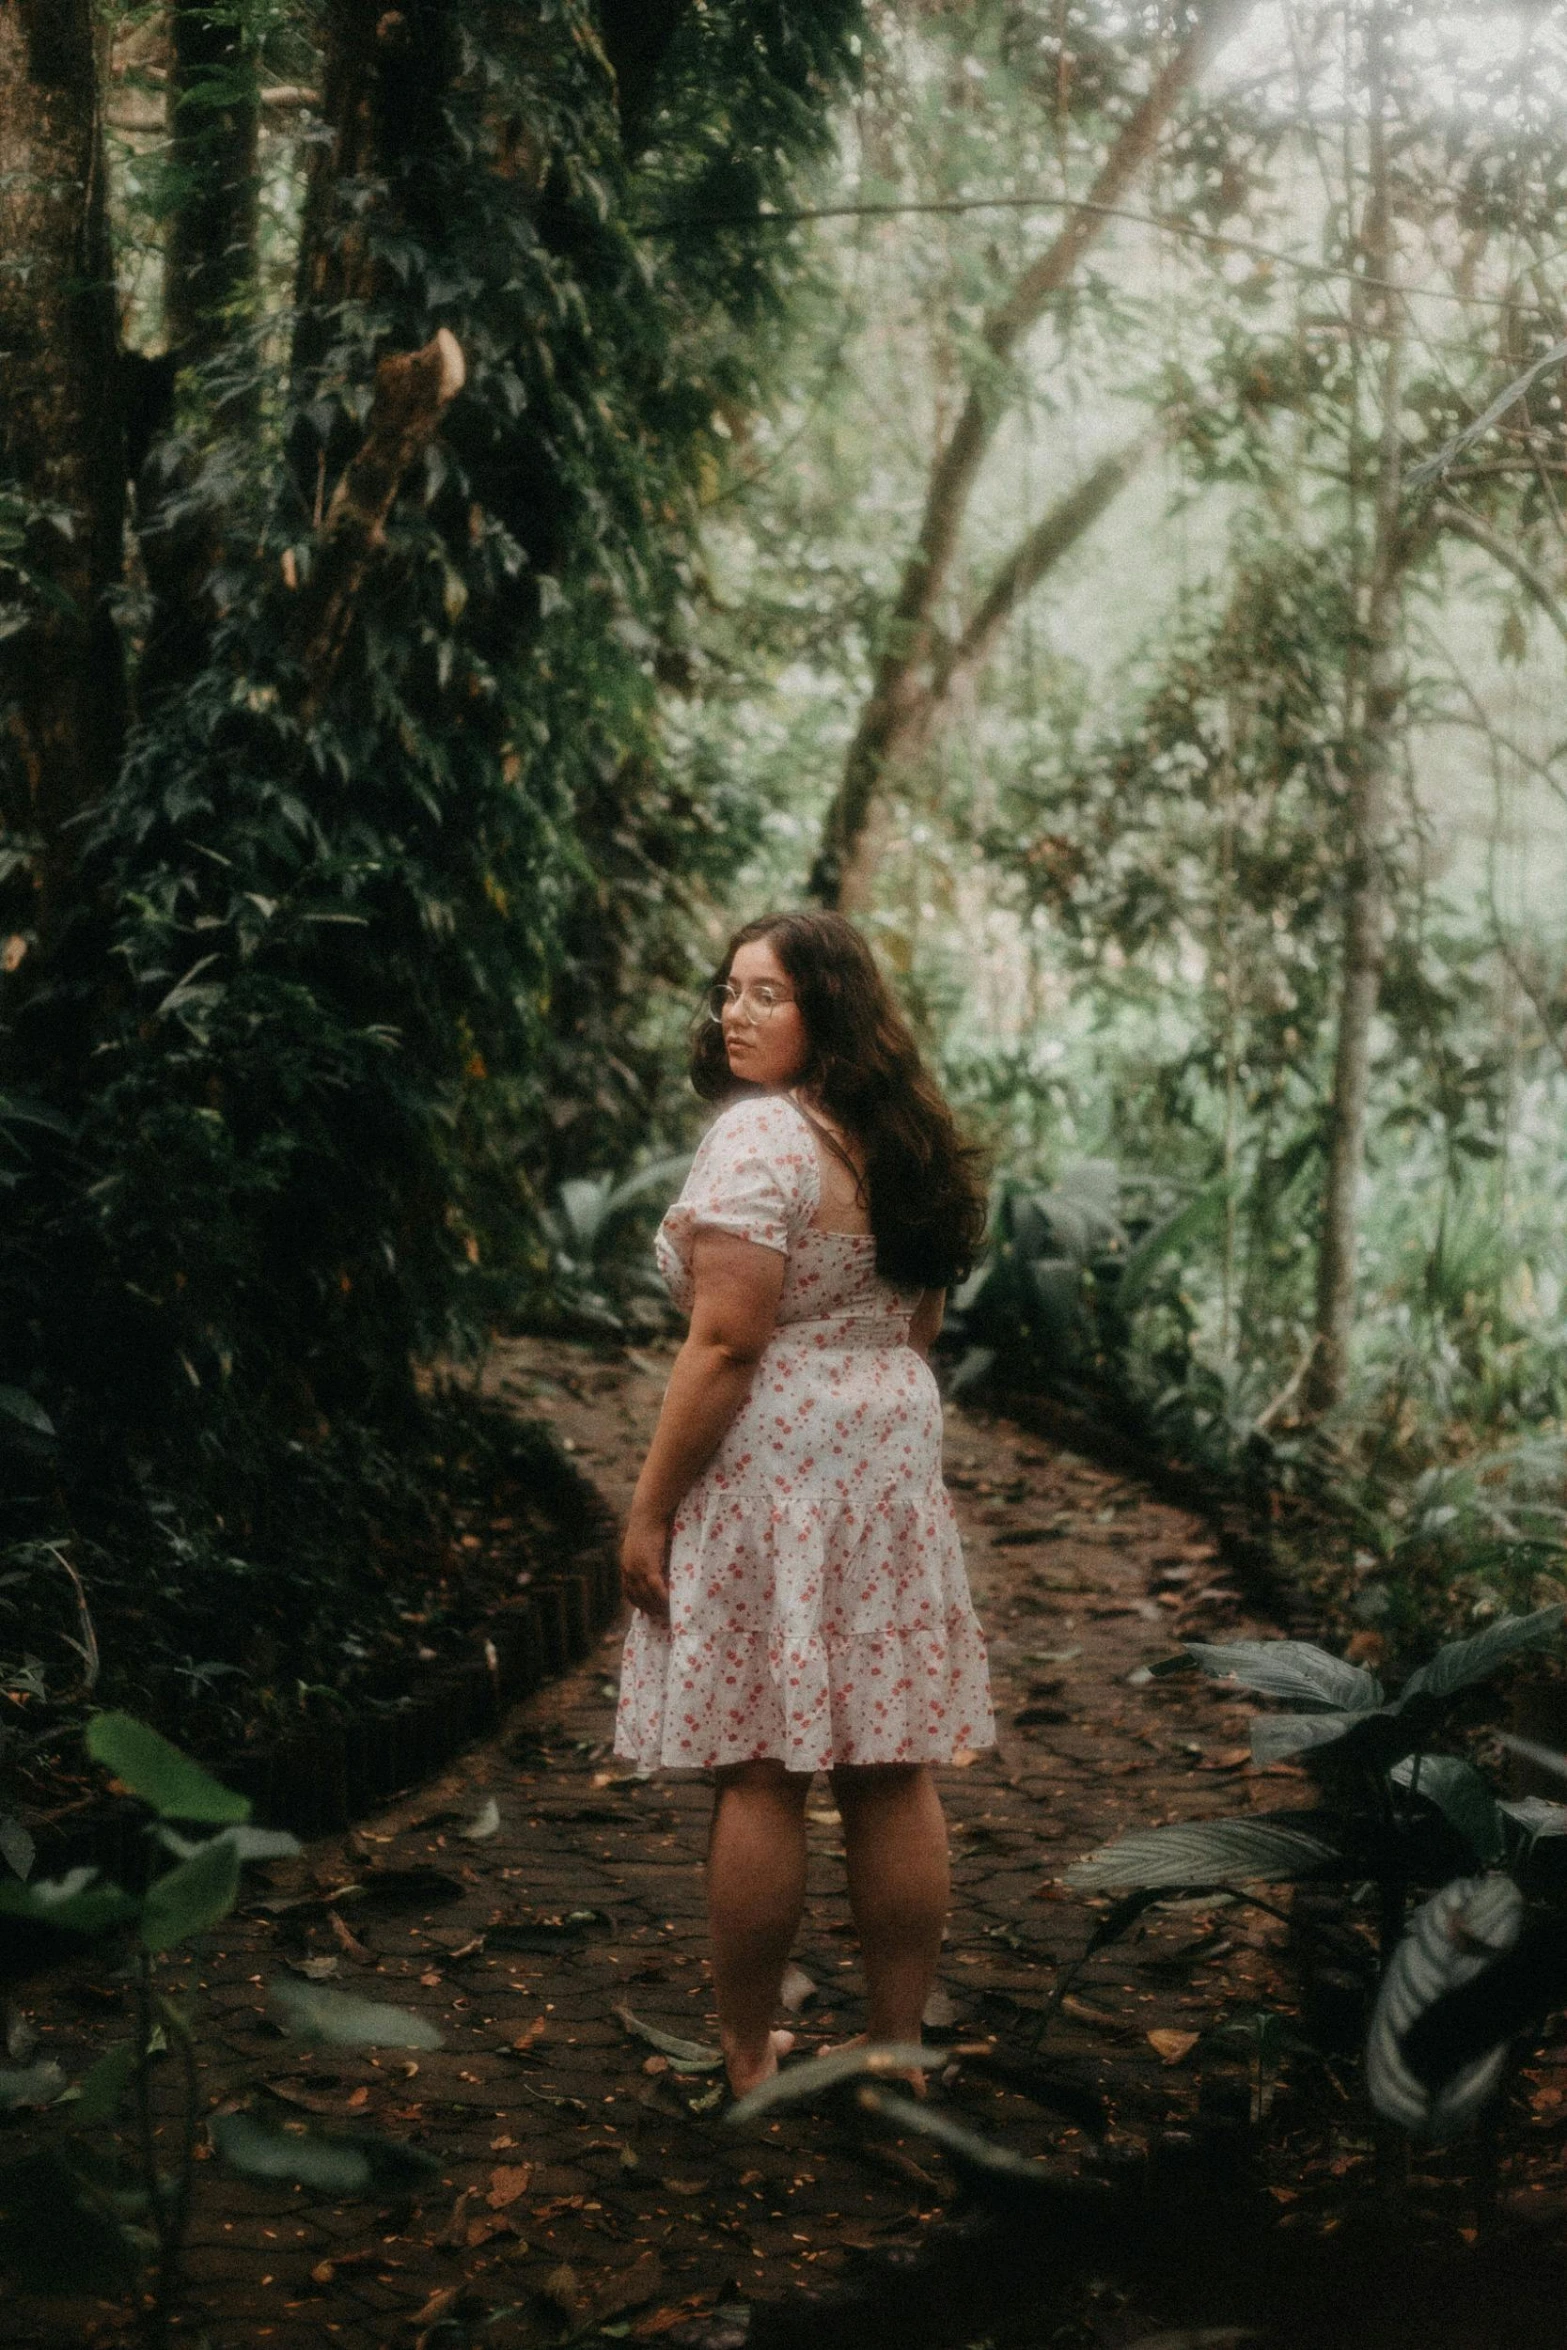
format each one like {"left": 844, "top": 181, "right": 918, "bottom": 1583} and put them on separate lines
{"left": 702, "top": 1090, "right": 813, "bottom": 1152}
{"left": 692, "top": 1092, "right": 819, "bottom": 1213}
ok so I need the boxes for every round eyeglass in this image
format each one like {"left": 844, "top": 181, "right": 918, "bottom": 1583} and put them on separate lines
{"left": 705, "top": 980, "right": 797, "bottom": 1024}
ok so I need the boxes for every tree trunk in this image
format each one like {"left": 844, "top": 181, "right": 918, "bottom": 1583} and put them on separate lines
{"left": 809, "top": 0, "right": 1251, "bottom": 910}
{"left": 165, "top": 1, "right": 261, "bottom": 386}
{"left": 135, "top": 6, "right": 263, "bottom": 713}
{"left": 1304, "top": 0, "right": 1404, "bottom": 1417}
{"left": 597, "top": 0, "right": 687, "bottom": 156}
{"left": 0, "top": 0, "right": 124, "bottom": 939}
{"left": 289, "top": 0, "right": 462, "bottom": 512}
{"left": 289, "top": 329, "right": 468, "bottom": 720}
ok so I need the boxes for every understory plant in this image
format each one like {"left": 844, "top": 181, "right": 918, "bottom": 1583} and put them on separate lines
{"left": 0, "top": 1714, "right": 444, "bottom": 2346}
{"left": 1065, "top": 1608, "right": 1567, "bottom": 2139}
{"left": 943, "top": 1159, "right": 1227, "bottom": 1409}
{"left": 535, "top": 1151, "right": 691, "bottom": 1335}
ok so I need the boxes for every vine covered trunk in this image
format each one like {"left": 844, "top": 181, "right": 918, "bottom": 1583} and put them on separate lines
{"left": 0, "top": 0, "right": 125, "bottom": 944}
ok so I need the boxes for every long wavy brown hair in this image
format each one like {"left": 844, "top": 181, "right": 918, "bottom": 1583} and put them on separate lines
{"left": 689, "top": 911, "right": 989, "bottom": 1290}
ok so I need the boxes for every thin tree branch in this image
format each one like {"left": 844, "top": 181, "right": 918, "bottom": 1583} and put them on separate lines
{"left": 938, "top": 437, "right": 1155, "bottom": 701}
{"left": 1430, "top": 499, "right": 1567, "bottom": 654}
{"left": 809, "top": 0, "right": 1252, "bottom": 909}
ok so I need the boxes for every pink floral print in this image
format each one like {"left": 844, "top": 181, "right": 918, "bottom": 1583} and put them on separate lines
{"left": 615, "top": 1094, "right": 996, "bottom": 1774}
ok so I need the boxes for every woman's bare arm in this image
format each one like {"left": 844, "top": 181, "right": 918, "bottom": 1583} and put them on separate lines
{"left": 620, "top": 1229, "right": 786, "bottom": 1621}
{"left": 908, "top": 1288, "right": 945, "bottom": 1359}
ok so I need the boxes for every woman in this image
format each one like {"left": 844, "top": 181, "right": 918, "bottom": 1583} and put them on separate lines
{"left": 615, "top": 911, "right": 995, "bottom": 2096}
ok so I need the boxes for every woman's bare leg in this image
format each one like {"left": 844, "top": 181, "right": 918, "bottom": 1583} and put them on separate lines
{"left": 830, "top": 1763, "right": 949, "bottom": 2049}
{"left": 707, "top": 1759, "right": 811, "bottom": 2096}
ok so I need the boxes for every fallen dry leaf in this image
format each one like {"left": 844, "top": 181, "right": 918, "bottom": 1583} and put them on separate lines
{"left": 1061, "top": 1993, "right": 1122, "bottom": 2026}
{"left": 632, "top": 2291, "right": 719, "bottom": 2339}
{"left": 486, "top": 2163, "right": 532, "bottom": 2209}
{"left": 466, "top": 2213, "right": 525, "bottom": 2249}
{"left": 438, "top": 2189, "right": 474, "bottom": 2247}
{"left": 411, "top": 2284, "right": 461, "bottom": 2327}
{"left": 590, "top": 2249, "right": 665, "bottom": 2323}
{"left": 1148, "top": 2028, "right": 1200, "bottom": 2066}
{"left": 329, "top": 1910, "right": 371, "bottom": 1960}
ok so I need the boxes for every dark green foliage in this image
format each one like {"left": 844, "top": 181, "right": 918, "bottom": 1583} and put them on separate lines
{"left": 1058, "top": 1615, "right": 1567, "bottom": 2139}
{"left": 1068, "top": 1615, "right": 1567, "bottom": 1921}
{"left": 0, "top": 1717, "right": 445, "bottom": 2335}
{"left": 0, "top": 0, "right": 863, "bottom": 1771}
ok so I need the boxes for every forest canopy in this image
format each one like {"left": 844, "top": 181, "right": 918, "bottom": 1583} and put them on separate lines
{"left": 3, "top": 0, "right": 1567, "bottom": 1763}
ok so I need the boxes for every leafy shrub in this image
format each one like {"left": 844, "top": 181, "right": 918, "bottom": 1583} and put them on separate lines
{"left": 0, "top": 1716, "right": 444, "bottom": 2340}
{"left": 1062, "top": 1612, "right": 1567, "bottom": 2139}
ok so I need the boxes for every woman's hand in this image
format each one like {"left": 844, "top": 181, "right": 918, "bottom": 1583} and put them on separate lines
{"left": 620, "top": 1508, "right": 672, "bottom": 1623}
{"left": 620, "top": 1230, "right": 785, "bottom": 1629}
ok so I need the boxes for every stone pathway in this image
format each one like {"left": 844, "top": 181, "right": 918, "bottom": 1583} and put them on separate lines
{"left": 15, "top": 1340, "right": 1306, "bottom": 2350}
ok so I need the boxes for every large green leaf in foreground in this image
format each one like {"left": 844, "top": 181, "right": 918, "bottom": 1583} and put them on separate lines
{"left": 140, "top": 1838, "right": 242, "bottom": 1951}
{"left": 86, "top": 1713, "right": 250, "bottom": 1823}
{"left": 268, "top": 1979, "right": 445, "bottom": 2049}
{"left": 211, "top": 2112, "right": 441, "bottom": 2193}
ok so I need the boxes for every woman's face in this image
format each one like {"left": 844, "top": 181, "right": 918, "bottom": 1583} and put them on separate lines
{"left": 721, "top": 938, "right": 809, "bottom": 1091}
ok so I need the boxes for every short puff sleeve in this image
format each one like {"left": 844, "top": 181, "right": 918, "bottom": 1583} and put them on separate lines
{"left": 655, "top": 1096, "right": 820, "bottom": 1311}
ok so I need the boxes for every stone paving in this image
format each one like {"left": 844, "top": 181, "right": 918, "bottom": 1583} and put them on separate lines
{"left": 12, "top": 1339, "right": 1303, "bottom": 2350}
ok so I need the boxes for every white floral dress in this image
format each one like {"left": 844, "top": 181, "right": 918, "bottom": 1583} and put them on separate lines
{"left": 614, "top": 1094, "right": 995, "bottom": 1775}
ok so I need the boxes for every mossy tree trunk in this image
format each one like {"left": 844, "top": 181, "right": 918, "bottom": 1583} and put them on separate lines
{"left": 0, "top": 0, "right": 125, "bottom": 948}
{"left": 165, "top": 1, "right": 262, "bottom": 385}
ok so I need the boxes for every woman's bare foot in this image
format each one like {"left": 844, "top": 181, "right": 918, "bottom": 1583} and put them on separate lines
{"left": 821, "top": 2031, "right": 929, "bottom": 2096}
{"left": 723, "top": 2027, "right": 795, "bottom": 2099}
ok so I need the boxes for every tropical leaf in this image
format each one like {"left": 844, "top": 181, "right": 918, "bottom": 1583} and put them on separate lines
{"left": 1366, "top": 1874, "right": 1524, "bottom": 2139}
{"left": 1249, "top": 1711, "right": 1369, "bottom": 1765}
{"left": 210, "top": 2111, "right": 439, "bottom": 2194}
{"left": 1400, "top": 1607, "right": 1565, "bottom": 1703}
{"left": 141, "top": 1837, "right": 241, "bottom": 1951}
{"left": 854, "top": 2081, "right": 1057, "bottom": 2191}
{"left": 85, "top": 1713, "right": 250, "bottom": 1823}
{"left": 1066, "top": 1816, "right": 1341, "bottom": 1892}
{"left": 602, "top": 1153, "right": 693, "bottom": 1219}
{"left": 0, "top": 1387, "right": 54, "bottom": 1438}
{"left": 1188, "top": 1640, "right": 1383, "bottom": 1713}
{"left": 1391, "top": 1756, "right": 1506, "bottom": 1865}
{"left": 156, "top": 1824, "right": 302, "bottom": 1863}
{"left": 556, "top": 1175, "right": 614, "bottom": 1251}
{"left": 0, "top": 2060, "right": 66, "bottom": 2110}
{"left": 0, "top": 1867, "right": 138, "bottom": 1935}
{"left": 71, "top": 2043, "right": 142, "bottom": 2127}
{"left": 612, "top": 2003, "right": 722, "bottom": 2071}
{"left": 947, "top": 1345, "right": 996, "bottom": 1397}
{"left": 1114, "top": 1178, "right": 1230, "bottom": 1316}
{"left": 727, "top": 2042, "right": 938, "bottom": 2124}
{"left": 268, "top": 1979, "right": 445, "bottom": 2050}
{"left": 0, "top": 1815, "right": 34, "bottom": 1880}
{"left": 1498, "top": 1795, "right": 1567, "bottom": 1842}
